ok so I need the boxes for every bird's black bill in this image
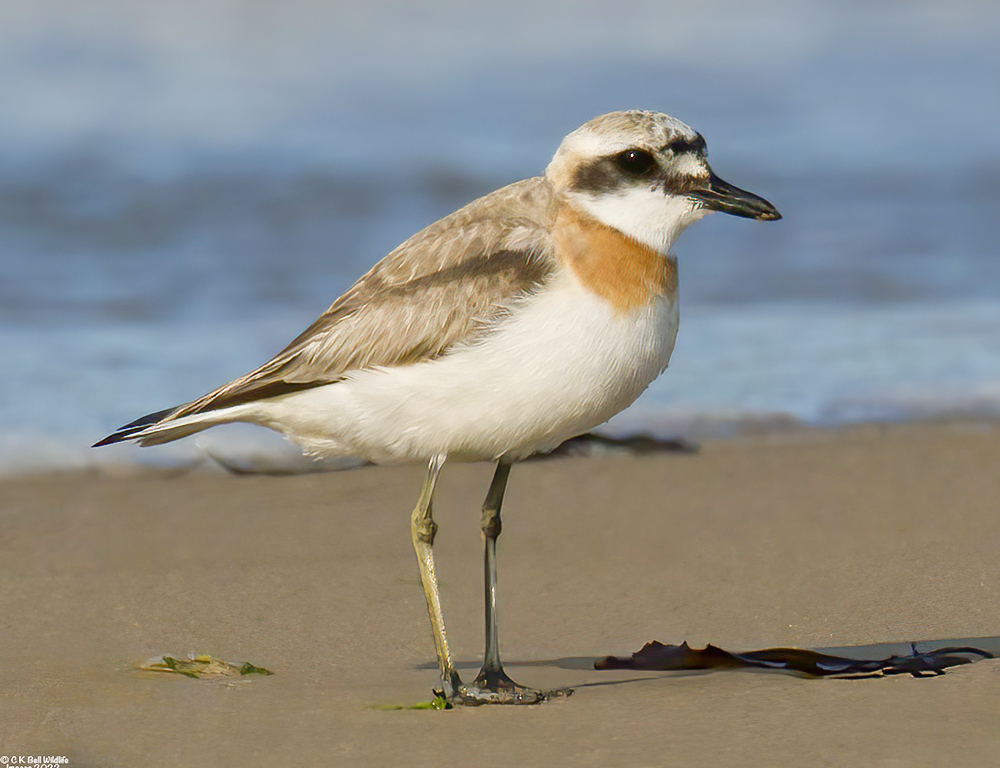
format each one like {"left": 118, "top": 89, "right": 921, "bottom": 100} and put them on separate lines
{"left": 689, "top": 171, "right": 781, "bottom": 221}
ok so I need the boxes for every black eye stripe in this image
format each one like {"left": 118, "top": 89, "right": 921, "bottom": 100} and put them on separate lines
{"left": 662, "top": 133, "right": 707, "bottom": 156}
{"left": 570, "top": 137, "right": 705, "bottom": 194}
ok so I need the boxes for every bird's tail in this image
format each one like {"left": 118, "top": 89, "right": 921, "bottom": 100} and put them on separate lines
{"left": 92, "top": 405, "right": 241, "bottom": 448}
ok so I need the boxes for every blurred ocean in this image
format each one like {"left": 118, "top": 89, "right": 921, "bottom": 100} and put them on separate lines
{"left": 2, "top": 0, "right": 1000, "bottom": 474}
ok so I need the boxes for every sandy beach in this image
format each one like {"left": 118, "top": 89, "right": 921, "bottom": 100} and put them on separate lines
{"left": 2, "top": 420, "right": 999, "bottom": 766}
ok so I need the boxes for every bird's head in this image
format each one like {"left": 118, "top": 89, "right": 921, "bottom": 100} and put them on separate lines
{"left": 546, "top": 110, "right": 780, "bottom": 253}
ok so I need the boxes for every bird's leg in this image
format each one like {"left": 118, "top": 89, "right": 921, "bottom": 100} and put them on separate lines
{"left": 478, "top": 460, "right": 511, "bottom": 684}
{"left": 457, "top": 460, "right": 570, "bottom": 705}
{"left": 410, "top": 453, "right": 463, "bottom": 699}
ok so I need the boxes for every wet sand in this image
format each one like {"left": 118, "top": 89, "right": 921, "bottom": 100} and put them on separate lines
{"left": 2, "top": 421, "right": 999, "bottom": 766}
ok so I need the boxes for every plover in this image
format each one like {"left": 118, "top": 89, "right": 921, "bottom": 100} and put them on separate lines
{"left": 95, "top": 110, "right": 780, "bottom": 704}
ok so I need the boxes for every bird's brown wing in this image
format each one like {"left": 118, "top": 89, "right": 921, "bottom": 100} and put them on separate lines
{"left": 164, "top": 177, "right": 559, "bottom": 421}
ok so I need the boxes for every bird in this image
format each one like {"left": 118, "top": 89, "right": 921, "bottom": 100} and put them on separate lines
{"left": 95, "top": 110, "right": 780, "bottom": 705}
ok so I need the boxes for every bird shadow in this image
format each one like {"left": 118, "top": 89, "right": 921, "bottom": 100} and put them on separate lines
{"left": 204, "top": 431, "right": 697, "bottom": 476}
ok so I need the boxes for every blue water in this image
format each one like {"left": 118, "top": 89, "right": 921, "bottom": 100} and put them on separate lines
{"left": 3, "top": 0, "right": 1000, "bottom": 473}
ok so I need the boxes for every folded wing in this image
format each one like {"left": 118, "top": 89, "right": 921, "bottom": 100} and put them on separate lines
{"left": 96, "top": 177, "right": 559, "bottom": 446}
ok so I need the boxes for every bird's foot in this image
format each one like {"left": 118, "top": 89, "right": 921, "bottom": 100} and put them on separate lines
{"left": 451, "top": 666, "right": 572, "bottom": 706}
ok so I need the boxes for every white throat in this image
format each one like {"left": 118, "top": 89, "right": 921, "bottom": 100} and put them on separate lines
{"left": 566, "top": 188, "right": 710, "bottom": 254}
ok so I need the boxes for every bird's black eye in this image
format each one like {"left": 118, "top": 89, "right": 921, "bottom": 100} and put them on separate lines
{"left": 613, "top": 149, "right": 656, "bottom": 175}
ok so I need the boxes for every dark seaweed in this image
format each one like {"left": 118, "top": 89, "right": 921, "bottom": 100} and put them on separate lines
{"left": 595, "top": 641, "right": 994, "bottom": 678}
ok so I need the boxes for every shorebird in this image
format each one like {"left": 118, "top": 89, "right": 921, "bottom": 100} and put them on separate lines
{"left": 95, "top": 110, "right": 780, "bottom": 704}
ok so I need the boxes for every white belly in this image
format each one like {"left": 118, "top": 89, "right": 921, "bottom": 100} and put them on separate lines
{"left": 252, "top": 273, "right": 679, "bottom": 463}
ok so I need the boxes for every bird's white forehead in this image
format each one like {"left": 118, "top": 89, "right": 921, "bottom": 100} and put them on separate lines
{"left": 554, "top": 110, "right": 699, "bottom": 160}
